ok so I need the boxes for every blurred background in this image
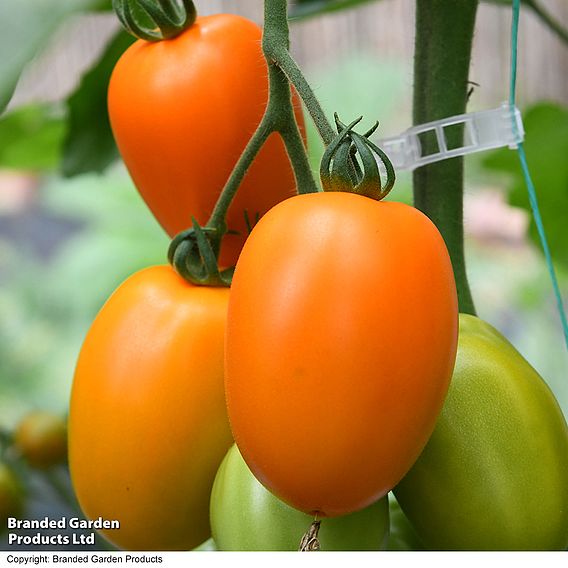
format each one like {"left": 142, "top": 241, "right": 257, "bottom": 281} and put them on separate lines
{"left": 0, "top": 0, "right": 567, "bottom": 537}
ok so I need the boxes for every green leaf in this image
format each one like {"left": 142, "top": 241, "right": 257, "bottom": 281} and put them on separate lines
{"left": 0, "top": 105, "right": 66, "bottom": 170}
{"left": 93, "top": 0, "right": 113, "bottom": 9}
{"left": 483, "top": 102, "right": 568, "bottom": 269}
{"left": 289, "top": 0, "right": 378, "bottom": 20}
{"left": 61, "top": 30, "right": 135, "bottom": 177}
{"left": 0, "top": 0, "right": 110, "bottom": 113}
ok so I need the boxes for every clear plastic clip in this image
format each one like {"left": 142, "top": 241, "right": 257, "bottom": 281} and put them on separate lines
{"left": 375, "top": 102, "right": 524, "bottom": 171}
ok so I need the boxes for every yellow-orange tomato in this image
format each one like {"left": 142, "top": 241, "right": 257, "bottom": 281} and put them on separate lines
{"left": 14, "top": 411, "right": 67, "bottom": 469}
{"left": 226, "top": 192, "right": 458, "bottom": 517}
{"left": 108, "top": 14, "right": 303, "bottom": 267}
{"left": 69, "top": 266, "right": 232, "bottom": 551}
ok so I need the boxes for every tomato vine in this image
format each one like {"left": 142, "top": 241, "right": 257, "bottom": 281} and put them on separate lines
{"left": 167, "top": 0, "right": 332, "bottom": 286}
{"left": 413, "top": 0, "right": 478, "bottom": 315}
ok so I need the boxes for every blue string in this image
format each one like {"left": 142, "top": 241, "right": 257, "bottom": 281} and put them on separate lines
{"left": 509, "top": 0, "right": 568, "bottom": 349}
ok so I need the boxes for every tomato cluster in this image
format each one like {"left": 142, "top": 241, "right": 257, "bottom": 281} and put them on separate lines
{"left": 68, "top": 5, "right": 568, "bottom": 553}
{"left": 0, "top": 411, "right": 68, "bottom": 536}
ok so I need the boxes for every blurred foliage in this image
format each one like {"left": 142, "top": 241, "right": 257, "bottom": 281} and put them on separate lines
{"left": 0, "top": 167, "right": 168, "bottom": 428}
{"left": 0, "top": 30, "right": 133, "bottom": 176}
{"left": 0, "top": 106, "right": 66, "bottom": 171}
{"left": 483, "top": 103, "right": 568, "bottom": 270}
{"left": 0, "top": 0, "right": 109, "bottom": 113}
{"left": 62, "top": 31, "right": 135, "bottom": 177}
{"left": 290, "top": 0, "right": 376, "bottom": 20}
{"left": 486, "top": 0, "right": 568, "bottom": 47}
{"left": 290, "top": 0, "right": 568, "bottom": 49}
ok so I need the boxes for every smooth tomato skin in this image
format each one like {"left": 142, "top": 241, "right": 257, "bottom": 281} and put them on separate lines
{"left": 0, "top": 464, "right": 24, "bottom": 535}
{"left": 210, "top": 444, "right": 389, "bottom": 551}
{"left": 225, "top": 192, "right": 458, "bottom": 516}
{"left": 69, "top": 266, "right": 232, "bottom": 551}
{"left": 394, "top": 314, "right": 568, "bottom": 550}
{"left": 108, "top": 14, "right": 303, "bottom": 267}
{"left": 386, "top": 495, "right": 424, "bottom": 551}
{"left": 14, "top": 412, "right": 67, "bottom": 469}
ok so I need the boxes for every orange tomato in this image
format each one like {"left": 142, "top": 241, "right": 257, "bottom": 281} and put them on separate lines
{"left": 225, "top": 192, "right": 458, "bottom": 517}
{"left": 69, "top": 266, "right": 232, "bottom": 550}
{"left": 108, "top": 14, "right": 303, "bottom": 267}
{"left": 15, "top": 411, "right": 67, "bottom": 469}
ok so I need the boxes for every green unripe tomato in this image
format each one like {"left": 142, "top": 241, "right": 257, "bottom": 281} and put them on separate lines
{"left": 0, "top": 463, "right": 24, "bottom": 534}
{"left": 386, "top": 495, "right": 423, "bottom": 551}
{"left": 210, "top": 444, "right": 389, "bottom": 551}
{"left": 15, "top": 411, "right": 67, "bottom": 469}
{"left": 394, "top": 314, "right": 568, "bottom": 550}
{"left": 194, "top": 538, "right": 217, "bottom": 551}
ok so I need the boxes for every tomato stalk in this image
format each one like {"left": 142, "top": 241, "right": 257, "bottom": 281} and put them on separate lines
{"left": 168, "top": 0, "right": 339, "bottom": 285}
{"left": 262, "top": 0, "right": 335, "bottom": 146}
{"left": 298, "top": 519, "right": 321, "bottom": 551}
{"left": 115, "top": 0, "right": 394, "bottom": 286}
{"left": 413, "top": 0, "right": 478, "bottom": 315}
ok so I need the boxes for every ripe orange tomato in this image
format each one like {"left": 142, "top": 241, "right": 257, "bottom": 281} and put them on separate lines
{"left": 226, "top": 192, "right": 458, "bottom": 517}
{"left": 14, "top": 411, "right": 67, "bottom": 469}
{"left": 69, "top": 266, "right": 232, "bottom": 551}
{"left": 108, "top": 14, "right": 303, "bottom": 267}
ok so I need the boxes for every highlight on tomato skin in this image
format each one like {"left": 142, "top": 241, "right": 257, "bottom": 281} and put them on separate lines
{"left": 108, "top": 13, "right": 305, "bottom": 268}
{"left": 68, "top": 265, "right": 233, "bottom": 551}
{"left": 225, "top": 191, "right": 459, "bottom": 517}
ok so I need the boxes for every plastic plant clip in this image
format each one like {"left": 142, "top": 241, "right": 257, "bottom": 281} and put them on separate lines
{"left": 375, "top": 102, "right": 524, "bottom": 171}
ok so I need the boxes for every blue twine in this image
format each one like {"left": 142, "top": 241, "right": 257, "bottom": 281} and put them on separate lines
{"left": 509, "top": 0, "right": 568, "bottom": 349}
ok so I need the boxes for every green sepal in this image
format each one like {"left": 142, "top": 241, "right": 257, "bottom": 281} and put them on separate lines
{"left": 113, "top": 0, "right": 196, "bottom": 41}
{"left": 320, "top": 113, "right": 395, "bottom": 201}
{"left": 168, "top": 219, "right": 232, "bottom": 287}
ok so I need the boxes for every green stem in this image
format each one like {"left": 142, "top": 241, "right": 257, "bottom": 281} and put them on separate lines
{"left": 413, "top": 0, "right": 478, "bottom": 315}
{"left": 207, "top": 0, "right": 323, "bottom": 227}
{"left": 207, "top": 57, "right": 318, "bottom": 230}
{"left": 275, "top": 49, "right": 336, "bottom": 145}
{"left": 280, "top": 111, "right": 318, "bottom": 194}
{"left": 525, "top": 0, "right": 568, "bottom": 46}
{"left": 170, "top": 0, "right": 323, "bottom": 284}
{"left": 272, "top": 64, "right": 318, "bottom": 195}
{"left": 262, "top": 0, "right": 334, "bottom": 144}
{"left": 0, "top": 428, "right": 11, "bottom": 457}
{"left": 207, "top": 119, "right": 273, "bottom": 230}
